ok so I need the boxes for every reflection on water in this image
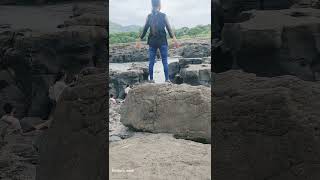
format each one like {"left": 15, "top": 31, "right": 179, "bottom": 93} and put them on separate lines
{"left": 110, "top": 58, "right": 179, "bottom": 83}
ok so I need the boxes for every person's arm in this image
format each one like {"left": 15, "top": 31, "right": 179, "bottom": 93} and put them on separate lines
{"left": 164, "top": 15, "right": 179, "bottom": 48}
{"left": 140, "top": 15, "right": 150, "bottom": 40}
{"left": 136, "top": 15, "right": 150, "bottom": 48}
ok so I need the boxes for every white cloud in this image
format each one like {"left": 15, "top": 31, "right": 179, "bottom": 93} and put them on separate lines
{"left": 109, "top": 0, "right": 211, "bottom": 28}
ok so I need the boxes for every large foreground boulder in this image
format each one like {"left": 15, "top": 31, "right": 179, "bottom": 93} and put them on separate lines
{"left": 36, "top": 72, "right": 107, "bottom": 180}
{"left": 120, "top": 83, "right": 211, "bottom": 143}
{"left": 214, "top": 70, "right": 320, "bottom": 180}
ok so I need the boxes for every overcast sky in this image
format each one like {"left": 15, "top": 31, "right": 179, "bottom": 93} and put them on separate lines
{"left": 109, "top": 0, "right": 211, "bottom": 28}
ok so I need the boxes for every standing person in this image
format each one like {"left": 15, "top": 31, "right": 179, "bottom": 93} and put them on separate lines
{"left": 109, "top": 94, "right": 117, "bottom": 105}
{"left": 136, "top": 0, "right": 179, "bottom": 83}
{"left": 39, "top": 71, "right": 68, "bottom": 130}
{"left": 0, "top": 103, "right": 22, "bottom": 141}
{"left": 124, "top": 84, "right": 131, "bottom": 99}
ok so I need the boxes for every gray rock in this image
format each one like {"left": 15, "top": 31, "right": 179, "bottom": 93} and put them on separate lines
{"left": 214, "top": 70, "right": 320, "bottom": 180}
{"left": 179, "top": 58, "right": 203, "bottom": 68}
{"left": 222, "top": 8, "right": 320, "bottom": 81}
{"left": 178, "top": 44, "right": 211, "bottom": 58}
{"left": 120, "top": 83, "right": 211, "bottom": 143}
{"left": 109, "top": 44, "right": 149, "bottom": 63}
{"left": 168, "top": 61, "right": 180, "bottom": 80}
{"left": 109, "top": 64, "right": 148, "bottom": 98}
{"left": 180, "top": 64, "right": 211, "bottom": 86}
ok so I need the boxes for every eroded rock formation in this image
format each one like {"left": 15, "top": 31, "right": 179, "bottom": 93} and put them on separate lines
{"left": 120, "top": 83, "right": 211, "bottom": 143}
{"left": 214, "top": 70, "right": 320, "bottom": 180}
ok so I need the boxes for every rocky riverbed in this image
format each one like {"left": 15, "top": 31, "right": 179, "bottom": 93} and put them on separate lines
{"left": 109, "top": 36, "right": 212, "bottom": 179}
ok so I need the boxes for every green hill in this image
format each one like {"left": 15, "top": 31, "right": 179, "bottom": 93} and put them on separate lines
{"left": 110, "top": 22, "right": 141, "bottom": 33}
{"left": 109, "top": 24, "right": 211, "bottom": 44}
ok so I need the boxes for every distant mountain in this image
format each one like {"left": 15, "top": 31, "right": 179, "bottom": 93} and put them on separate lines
{"left": 110, "top": 22, "right": 141, "bottom": 33}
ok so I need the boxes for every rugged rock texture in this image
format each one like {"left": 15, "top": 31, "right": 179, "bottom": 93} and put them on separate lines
{"left": 0, "top": 2, "right": 107, "bottom": 119}
{"left": 109, "top": 102, "right": 133, "bottom": 142}
{"left": 180, "top": 64, "right": 211, "bottom": 86}
{"left": 222, "top": 8, "right": 320, "bottom": 81}
{"left": 220, "top": 0, "right": 294, "bottom": 22}
{"left": 109, "top": 64, "right": 148, "bottom": 98}
{"left": 109, "top": 38, "right": 211, "bottom": 63}
{"left": 175, "top": 43, "right": 211, "bottom": 58}
{"left": 110, "top": 133, "right": 211, "bottom": 180}
{"left": 169, "top": 58, "right": 212, "bottom": 86}
{"left": 0, "top": 131, "right": 41, "bottom": 180}
{"left": 179, "top": 58, "right": 203, "bottom": 68}
{"left": 293, "top": 0, "right": 320, "bottom": 8}
{"left": 120, "top": 83, "right": 211, "bottom": 143}
{"left": 109, "top": 44, "right": 149, "bottom": 63}
{"left": 214, "top": 70, "right": 320, "bottom": 180}
{"left": 36, "top": 71, "right": 107, "bottom": 180}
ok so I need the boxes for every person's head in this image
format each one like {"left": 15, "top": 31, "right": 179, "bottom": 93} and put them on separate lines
{"left": 3, "top": 103, "right": 14, "bottom": 115}
{"left": 151, "top": 0, "right": 161, "bottom": 11}
{"left": 55, "top": 70, "right": 66, "bottom": 82}
{"left": 110, "top": 94, "right": 114, "bottom": 98}
{"left": 126, "top": 84, "right": 129, "bottom": 88}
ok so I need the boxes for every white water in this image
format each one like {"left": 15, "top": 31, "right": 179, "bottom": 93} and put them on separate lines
{"left": 109, "top": 58, "right": 179, "bottom": 83}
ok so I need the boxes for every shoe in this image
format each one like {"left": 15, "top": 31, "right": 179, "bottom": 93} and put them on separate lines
{"left": 165, "top": 80, "right": 172, "bottom": 83}
{"left": 149, "top": 80, "right": 155, "bottom": 83}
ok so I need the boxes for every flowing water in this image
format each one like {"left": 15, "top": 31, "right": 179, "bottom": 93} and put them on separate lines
{"left": 109, "top": 58, "right": 179, "bottom": 83}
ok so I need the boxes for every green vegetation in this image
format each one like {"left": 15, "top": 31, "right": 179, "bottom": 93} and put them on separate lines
{"left": 109, "top": 24, "right": 211, "bottom": 44}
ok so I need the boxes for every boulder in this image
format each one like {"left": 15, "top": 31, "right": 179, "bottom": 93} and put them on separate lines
{"left": 168, "top": 61, "right": 180, "bottom": 80}
{"left": 214, "top": 70, "right": 320, "bottom": 180}
{"left": 222, "top": 8, "right": 320, "bottom": 80}
{"left": 179, "top": 58, "right": 203, "bottom": 68}
{"left": 109, "top": 44, "right": 149, "bottom": 63}
{"left": 36, "top": 72, "right": 107, "bottom": 180}
{"left": 109, "top": 64, "right": 148, "bottom": 98}
{"left": 120, "top": 83, "right": 211, "bottom": 143}
{"left": 180, "top": 64, "right": 212, "bottom": 86}
{"left": 178, "top": 44, "right": 211, "bottom": 58}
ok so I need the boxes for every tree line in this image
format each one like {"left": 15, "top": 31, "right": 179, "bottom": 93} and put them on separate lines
{"left": 109, "top": 24, "right": 211, "bottom": 44}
